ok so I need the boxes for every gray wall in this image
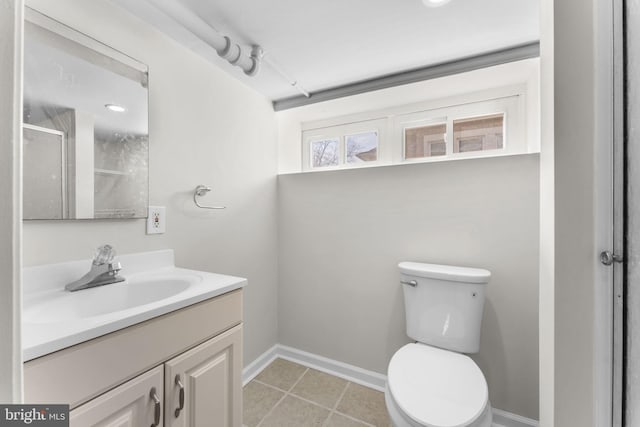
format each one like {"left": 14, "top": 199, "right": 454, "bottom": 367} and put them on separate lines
{"left": 22, "top": 0, "right": 279, "bottom": 367}
{"left": 278, "top": 154, "right": 540, "bottom": 419}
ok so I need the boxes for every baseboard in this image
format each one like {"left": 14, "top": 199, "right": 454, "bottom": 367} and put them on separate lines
{"left": 243, "top": 344, "right": 539, "bottom": 427}
{"left": 492, "top": 408, "right": 538, "bottom": 427}
{"left": 242, "top": 344, "right": 386, "bottom": 391}
{"left": 242, "top": 344, "right": 280, "bottom": 386}
{"left": 276, "top": 344, "right": 387, "bottom": 392}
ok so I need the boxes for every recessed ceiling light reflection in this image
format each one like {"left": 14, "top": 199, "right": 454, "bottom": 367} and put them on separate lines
{"left": 105, "top": 104, "right": 126, "bottom": 113}
{"left": 422, "top": 0, "right": 452, "bottom": 7}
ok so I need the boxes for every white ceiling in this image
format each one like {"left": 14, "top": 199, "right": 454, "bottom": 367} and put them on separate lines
{"left": 114, "top": 0, "right": 539, "bottom": 102}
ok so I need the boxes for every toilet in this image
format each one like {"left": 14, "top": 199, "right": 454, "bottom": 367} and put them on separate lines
{"left": 385, "top": 262, "right": 493, "bottom": 427}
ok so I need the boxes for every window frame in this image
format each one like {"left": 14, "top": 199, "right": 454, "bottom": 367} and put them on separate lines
{"left": 393, "top": 96, "right": 522, "bottom": 164}
{"left": 300, "top": 85, "right": 530, "bottom": 172}
{"left": 302, "top": 118, "right": 388, "bottom": 171}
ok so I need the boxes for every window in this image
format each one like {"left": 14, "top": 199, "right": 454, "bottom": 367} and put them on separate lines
{"left": 302, "top": 118, "right": 386, "bottom": 170}
{"left": 395, "top": 95, "right": 522, "bottom": 163}
{"left": 300, "top": 87, "right": 529, "bottom": 171}
{"left": 404, "top": 123, "right": 446, "bottom": 159}
{"left": 453, "top": 113, "right": 504, "bottom": 153}
{"left": 311, "top": 138, "right": 339, "bottom": 168}
{"left": 346, "top": 131, "right": 378, "bottom": 164}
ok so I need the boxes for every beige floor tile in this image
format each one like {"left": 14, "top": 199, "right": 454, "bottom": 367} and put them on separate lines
{"left": 242, "top": 381, "right": 284, "bottom": 427}
{"left": 336, "top": 383, "right": 391, "bottom": 427}
{"left": 260, "top": 395, "right": 330, "bottom": 427}
{"left": 290, "top": 369, "right": 348, "bottom": 409}
{"left": 255, "top": 358, "right": 307, "bottom": 391}
{"left": 325, "top": 412, "right": 371, "bottom": 427}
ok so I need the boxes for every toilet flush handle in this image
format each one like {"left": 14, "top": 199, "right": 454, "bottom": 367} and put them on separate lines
{"left": 400, "top": 280, "right": 417, "bottom": 287}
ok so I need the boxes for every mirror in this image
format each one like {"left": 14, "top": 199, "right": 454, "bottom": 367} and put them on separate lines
{"left": 23, "top": 8, "right": 149, "bottom": 220}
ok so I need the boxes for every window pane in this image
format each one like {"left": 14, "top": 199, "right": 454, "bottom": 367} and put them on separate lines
{"left": 346, "top": 131, "right": 378, "bottom": 163}
{"left": 404, "top": 124, "right": 446, "bottom": 159}
{"left": 453, "top": 113, "right": 504, "bottom": 153}
{"left": 311, "top": 138, "right": 339, "bottom": 167}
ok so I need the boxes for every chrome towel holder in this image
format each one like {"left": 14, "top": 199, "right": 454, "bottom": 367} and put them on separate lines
{"left": 193, "top": 185, "right": 226, "bottom": 210}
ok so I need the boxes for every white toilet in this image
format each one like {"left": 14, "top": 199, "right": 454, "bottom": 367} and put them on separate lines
{"left": 385, "top": 262, "right": 493, "bottom": 427}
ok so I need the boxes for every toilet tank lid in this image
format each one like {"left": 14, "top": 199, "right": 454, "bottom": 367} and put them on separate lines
{"left": 398, "top": 262, "right": 491, "bottom": 283}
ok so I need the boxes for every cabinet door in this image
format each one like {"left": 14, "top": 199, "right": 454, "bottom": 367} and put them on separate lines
{"left": 165, "top": 325, "right": 242, "bottom": 427}
{"left": 70, "top": 365, "right": 164, "bottom": 427}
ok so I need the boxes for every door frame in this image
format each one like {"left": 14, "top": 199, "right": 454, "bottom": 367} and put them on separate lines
{"left": 0, "top": 0, "right": 24, "bottom": 403}
{"left": 611, "top": 0, "right": 625, "bottom": 424}
{"left": 594, "top": 0, "right": 623, "bottom": 425}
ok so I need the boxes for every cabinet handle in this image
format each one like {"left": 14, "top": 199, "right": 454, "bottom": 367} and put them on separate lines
{"left": 150, "top": 387, "right": 161, "bottom": 427}
{"left": 175, "top": 375, "right": 185, "bottom": 418}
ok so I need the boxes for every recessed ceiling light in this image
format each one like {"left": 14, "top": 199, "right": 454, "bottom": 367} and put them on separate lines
{"left": 105, "top": 104, "right": 126, "bottom": 113}
{"left": 422, "top": 0, "right": 452, "bottom": 7}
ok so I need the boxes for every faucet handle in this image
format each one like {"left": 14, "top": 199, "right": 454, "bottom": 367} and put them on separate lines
{"left": 93, "top": 245, "right": 116, "bottom": 266}
{"left": 108, "top": 262, "right": 122, "bottom": 274}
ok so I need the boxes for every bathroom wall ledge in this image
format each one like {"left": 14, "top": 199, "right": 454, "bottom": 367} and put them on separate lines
{"left": 277, "top": 152, "right": 540, "bottom": 177}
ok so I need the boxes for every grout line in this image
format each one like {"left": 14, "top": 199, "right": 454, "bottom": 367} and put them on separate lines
{"left": 251, "top": 363, "right": 380, "bottom": 427}
{"left": 253, "top": 378, "right": 290, "bottom": 394}
{"left": 332, "top": 410, "right": 377, "bottom": 427}
{"left": 255, "top": 390, "right": 288, "bottom": 427}
{"left": 288, "top": 367, "right": 309, "bottom": 392}
{"left": 286, "top": 371, "right": 350, "bottom": 413}
{"left": 287, "top": 392, "right": 337, "bottom": 412}
{"left": 321, "top": 381, "right": 351, "bottom": 426}
{"left": 332, "top": 381, "right": 350, "bottom": 411}
{"left": 255, "top": 366, "right": 309, "bottom": 427}
{"left": 321, "top": 382, "right": 376, "bottom": 427}
{"left": 255, "top": 366, "right": 308, "bottom": 427}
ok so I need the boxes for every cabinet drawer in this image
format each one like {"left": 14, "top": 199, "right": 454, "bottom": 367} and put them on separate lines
{"left": 70, "top": 365, "right": 163, "bottom": 427}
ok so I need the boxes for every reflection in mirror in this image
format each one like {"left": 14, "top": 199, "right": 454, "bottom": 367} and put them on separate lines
{"left": 23, "top": 8, "right": 149, "bottom": 220}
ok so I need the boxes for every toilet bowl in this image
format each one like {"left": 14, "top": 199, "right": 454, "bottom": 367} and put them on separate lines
{"left": 385, "top": 343, "right": 492, "bottom": 427}
{"left": 386, "top": 262, "right": 493, "bottom": 427}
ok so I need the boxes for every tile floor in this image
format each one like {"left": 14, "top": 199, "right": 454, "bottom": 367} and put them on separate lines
{"left": 243, "top": 358, "right": 392, "bottom": 427}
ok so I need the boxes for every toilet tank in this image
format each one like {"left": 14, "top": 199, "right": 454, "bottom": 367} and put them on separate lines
{"left": 399, "top": 262, "right": 490, "bottom": 354}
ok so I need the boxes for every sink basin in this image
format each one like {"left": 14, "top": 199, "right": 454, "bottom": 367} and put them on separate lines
{"left": 24, "top": 273, "right": 199, "bottom": 324}
{"left": 22, "top": 249, "right": 247, "bottom": 362}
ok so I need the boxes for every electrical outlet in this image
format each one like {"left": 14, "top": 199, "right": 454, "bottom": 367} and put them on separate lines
{"left": 146, "top": 206, "right": 166, "bottom": 234}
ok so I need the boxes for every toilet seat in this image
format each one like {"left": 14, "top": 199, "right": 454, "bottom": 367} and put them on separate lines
{"left": 387, "top": 343, "right": 489, "bottom": 427}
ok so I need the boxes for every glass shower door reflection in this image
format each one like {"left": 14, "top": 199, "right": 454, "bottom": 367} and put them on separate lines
{"left": 23, "top": 124, "right": 66, "bottom": 220}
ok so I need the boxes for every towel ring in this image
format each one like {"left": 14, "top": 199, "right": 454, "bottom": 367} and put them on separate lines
{"left": 193, "top": 185, "right": 226, "bottom": 210}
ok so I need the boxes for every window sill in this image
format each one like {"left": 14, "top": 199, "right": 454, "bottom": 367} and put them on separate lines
{"left": 279, "top": 151, "right": 540, "bottom": 176}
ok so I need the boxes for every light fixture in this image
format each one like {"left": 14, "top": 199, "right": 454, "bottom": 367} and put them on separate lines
{"left": 105, "top": 104, "right": 126, "bottom": 113}
{"left": 422, "top": 0, "right": 452, "bottom": 7}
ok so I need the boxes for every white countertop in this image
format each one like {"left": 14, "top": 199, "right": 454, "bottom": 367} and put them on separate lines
{"left": 22, "top": 249, "right": 246, "bottom": 361}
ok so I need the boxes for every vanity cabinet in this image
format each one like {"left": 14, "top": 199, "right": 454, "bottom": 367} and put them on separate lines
{"left": 69, "top": 326, "right": 241, "bottom": 427}
{"left": 24, "top": 289, "right": 243, "bottom": 427}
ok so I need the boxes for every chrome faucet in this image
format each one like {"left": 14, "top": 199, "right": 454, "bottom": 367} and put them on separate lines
{"left": 65, "top": 245, "right": 125, "bottom": 292}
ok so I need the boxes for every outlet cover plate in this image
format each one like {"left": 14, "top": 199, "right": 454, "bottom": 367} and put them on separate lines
{"left": 147, "top": 206, "right": 166, "bottom": 234}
